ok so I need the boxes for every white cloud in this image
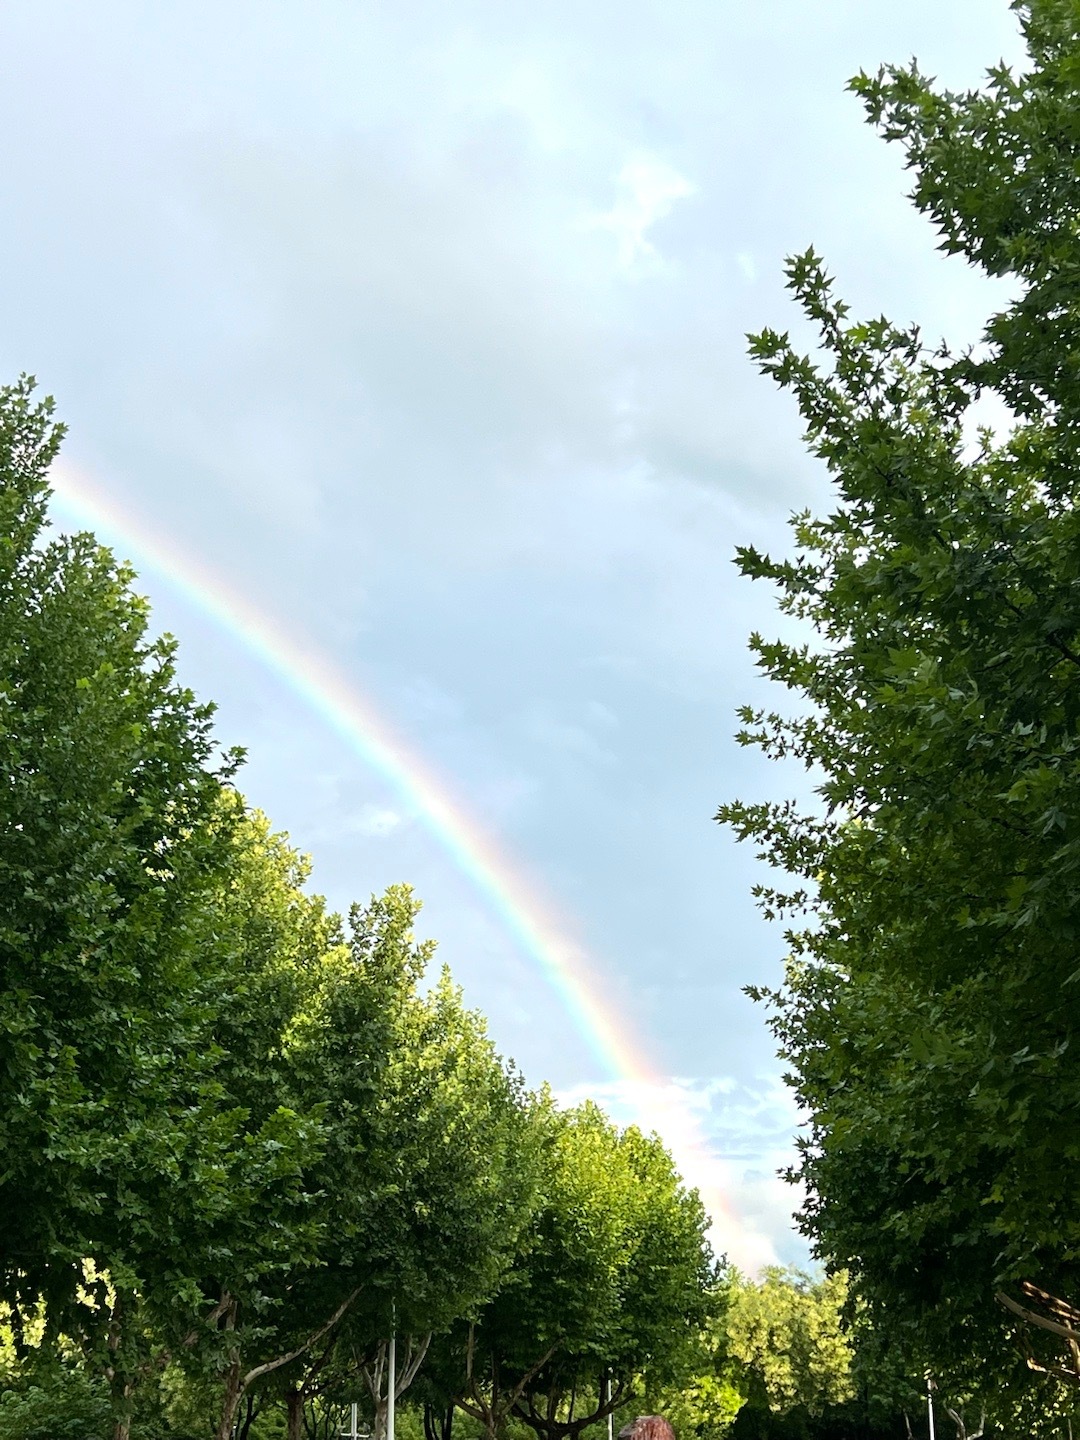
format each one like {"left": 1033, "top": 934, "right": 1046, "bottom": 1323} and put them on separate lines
{"left": 554, "top": 1072, "right": 808, "bottom": 1276}
{"left": 586, "top": 155, "right": 696, "bottom": 276}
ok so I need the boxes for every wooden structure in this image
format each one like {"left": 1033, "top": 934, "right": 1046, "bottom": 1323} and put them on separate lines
{"left": 997, "top": 1280, "right": 1080, "bottom": 1384}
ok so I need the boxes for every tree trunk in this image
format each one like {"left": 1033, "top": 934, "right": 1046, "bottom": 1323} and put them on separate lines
{"left": 363, "top": 1333, "right": 433, "bottom": 1440}
{"left": 513, "top": 1374, "right": 628, "bottom": 1440}
{"left": 238, "top": 1392, "right": 260, "bottom": 1440}
{"left": 286, "top": 1388, "right": 305, "bottom": 1440}
{"left": 424, "top": 1403, "right": 454, "bottom": 1440}
{"left": 217, "top": 1362, "right": 244, "bottom": 1440}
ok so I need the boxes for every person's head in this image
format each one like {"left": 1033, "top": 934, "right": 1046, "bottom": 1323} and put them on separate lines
{"left": 618, "top": 1416, "right": 674, "bottom": 1440}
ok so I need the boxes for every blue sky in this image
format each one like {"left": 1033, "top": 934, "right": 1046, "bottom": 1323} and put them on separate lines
{"left": 3, "top": 0, "right": 1024, "bottom": 1269}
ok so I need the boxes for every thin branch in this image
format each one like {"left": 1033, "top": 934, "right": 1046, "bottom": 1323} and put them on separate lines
{"left": 242, "top": 1287, "right": 363, "bottom": 1390}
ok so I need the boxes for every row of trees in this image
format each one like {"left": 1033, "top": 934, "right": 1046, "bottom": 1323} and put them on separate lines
{"left": 0, "top": 378, "right": 714, "bottom": 1440}
{"left": 4, "top": 1259, "right": 933, "bottom": 1440}
{"left": 722, "top": 0, "right": 1080, "bottom": 1432}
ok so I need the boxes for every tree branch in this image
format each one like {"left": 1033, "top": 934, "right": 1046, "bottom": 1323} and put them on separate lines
{"left": 241, "top": 1287, "right": 363, "bottom": 1390}
{"left": 997, "top": 1289, "right": 1080, "bottom": 1344}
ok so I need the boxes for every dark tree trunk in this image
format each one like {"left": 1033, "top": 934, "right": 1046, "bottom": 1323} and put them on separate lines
{"left": 237, "top": 1390, "right": 261, "bottom": 1440}
{"left": 513, "top": 1372, "right": 629, "bottom": 1440}
{"left": 286, "top": 1388, "right": 305, "bottom": 1440}
{"left": 424, "top": 1404, "right": 455, "bottom": 1440}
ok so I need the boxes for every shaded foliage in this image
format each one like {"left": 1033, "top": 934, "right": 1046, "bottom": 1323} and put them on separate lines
{"left": 720, "top": 0, "right": 1080, "bottom": 1417}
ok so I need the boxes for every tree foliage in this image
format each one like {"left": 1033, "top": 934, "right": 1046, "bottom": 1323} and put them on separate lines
{"left": 726, "top": 1269, "right": 853, "bottom": 1420}
{"left": 444, "top": 1101, "right": 715, "bottom": 1440}
{"left": 719, "top": 0, "right": 1080, "bottom": 1404}
{"left": 0, "top": 375, "right": 260, "bottom": 1373}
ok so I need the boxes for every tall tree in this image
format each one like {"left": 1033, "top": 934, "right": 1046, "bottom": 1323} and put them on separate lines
{"left": 0, "top": 385, "right": 342, "bottom": 1440}
{"left": 720, "top": 0, "right": 1080, "bottom": 1405}
{"left": 204, "top": 885, "right": 539, "bottom": 1440}
{"left": 0, "top": 377, "right": 244, "bottom": 1366}
{"left": 725, "top": 1269, "right": 853, "bottom": 1420}
{"left": 108, "top": 810, "right": 336, "bottom": 1440}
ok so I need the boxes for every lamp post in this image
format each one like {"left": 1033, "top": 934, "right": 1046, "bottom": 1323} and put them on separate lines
{"left": 926, "top": 1373, "right": 936, "bottom": 1440}
{"left": 387, "top": 1306, "right": 396, "bottom": 1440}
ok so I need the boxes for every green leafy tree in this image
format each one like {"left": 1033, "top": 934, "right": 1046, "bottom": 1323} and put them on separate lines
{"left": 0, "top": 375, "right": 223, "bottom": 1288}
{"left": 719, "top": 0, "right": 1080, "bottom": 1408}
{"left": 107, "top": 810, "right": 336, "bottom": 1440}
{"left": 444, "top": 1101, "right": 715, "bottom": 1440}
{"left": 0, "top": 1364, "right": 112, "bottom": 1440}
{"left": 0, "top": 379, "right": 282, "bottom": 1431}
{"left": 194, "top": 885, "right": 538, "bottom": 1440}
{"left": 657, "top": 1271, "right": 923, "bottom": 1440}
{"left": 726, "top": 1269, "right": 853, "bottom": 1420}
{"left": 0, "top": 389, "right": 348, "bottom": 1440}
{"left": 652, "top": 1276, "right": 743, "bottom": 1440}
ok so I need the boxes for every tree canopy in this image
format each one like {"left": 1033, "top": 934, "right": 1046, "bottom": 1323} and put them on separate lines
{"left": 441, "top": 1100, "right": 715, "bottom": 1440}
{"left": 720, "top": 0, "right": 1080, "bottom": 1407}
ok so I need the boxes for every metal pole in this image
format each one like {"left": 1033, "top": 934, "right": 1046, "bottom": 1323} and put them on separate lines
{"left": 926, "top": 1375, "right": 936, "bottom": 1440}
{"left": 387, "top": 1317, "right": 396, "bottom": 1440}
{"left": 606, "top": 1375, "right": 613, "bottom": 1440}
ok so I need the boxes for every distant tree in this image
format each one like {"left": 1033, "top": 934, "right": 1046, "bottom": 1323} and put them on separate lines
{"left": 441, "top": 1101, "right": 715, "bottom": 1440}
{"left": 719, "top": 0, "right": 1080, "bottom": 1406}
{"left": 726, "top": 1269, "right": 853, "bottom": 1420}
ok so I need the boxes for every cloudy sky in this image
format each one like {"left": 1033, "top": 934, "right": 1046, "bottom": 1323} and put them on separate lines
{"left": 2, "top": 0, "right": 1025, "bottom": 1269}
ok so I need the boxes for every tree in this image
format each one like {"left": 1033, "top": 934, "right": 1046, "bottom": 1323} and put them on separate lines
{"left": 726, "top": 1269, "right": 853, "bottom": 1421}
{"left": 651, "top": 1274, "right": 742, "bottom": 1440}
{"left": 0, "top": 377, "right": 276, "bottom": 1430}
{"left": 108, "top": 809, "right": 337, "bottom": 1440}
{"left": 205, "top": 885, "right": 539, "bottom": 1440}
{"left": 658, "top": 1270, "right": 928, "bottom": 1440}
{"left": 719, "top": 0, "right": 1080, "bottom": 1406}
{"left": 0, "top": 386, "right": 364, "bottom": 1440}
{"left": 444, "top": 1101, "right": 715, "bottom": 1440}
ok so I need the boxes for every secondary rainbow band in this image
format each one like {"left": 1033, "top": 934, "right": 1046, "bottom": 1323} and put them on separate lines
{"left": 50, "top": 462, "right": 750, "bottom": 1261}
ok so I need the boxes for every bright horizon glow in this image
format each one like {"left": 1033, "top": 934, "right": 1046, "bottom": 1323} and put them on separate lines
{"left": 50, "top": 460, "right": 776, "bottom": 1272}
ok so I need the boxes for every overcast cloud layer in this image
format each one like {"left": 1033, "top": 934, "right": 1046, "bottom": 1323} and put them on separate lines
{"left": 0, "top": 0, "right": 1025, "bottom": 1268}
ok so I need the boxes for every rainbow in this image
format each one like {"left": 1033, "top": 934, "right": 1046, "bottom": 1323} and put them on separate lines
{"left": 50, "top": 461, "right": 769, "bottom": 1270}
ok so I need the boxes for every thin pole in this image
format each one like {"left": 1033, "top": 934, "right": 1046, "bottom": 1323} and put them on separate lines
{"left": 351, "top": 1403, "right": 359, "bottom": 1440}
{"left": 387, "top": 1314, "right": 396, "bottom": 1440}
{"left": 606, "top": 1375, "right": 613, "bottom": 1440}
{"left": 926, "top": 1375, "right": 936, "bottom": 1440}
